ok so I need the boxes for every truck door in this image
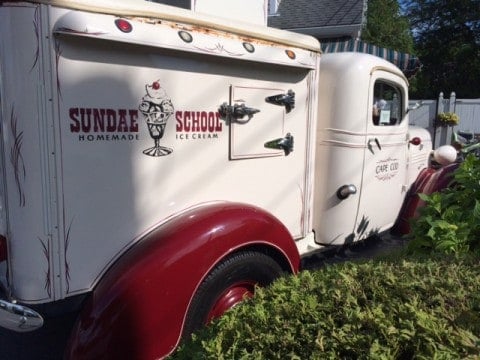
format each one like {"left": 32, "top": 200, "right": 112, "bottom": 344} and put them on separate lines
{"left": 355, "top": 71, "right": 409, "bottom": 239}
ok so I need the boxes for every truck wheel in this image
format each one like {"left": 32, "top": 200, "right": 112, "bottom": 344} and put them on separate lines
{"left": 183, "top": 251, "right": 284, "bottom": 338}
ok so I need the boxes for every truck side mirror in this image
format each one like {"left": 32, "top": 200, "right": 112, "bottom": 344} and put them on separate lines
{"left": 406, "top": 101, "right": 424, "bottom": 114}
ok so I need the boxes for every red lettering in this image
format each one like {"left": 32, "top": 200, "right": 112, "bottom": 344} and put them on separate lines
{"left": 176, "top": 111, "right": 183, "bottom": 132}
{"left": 200, "top": 111, "right": 208, "bottom": 132}
{"left": 106, "top": 109, "right": 116, "bottom": 132}
{"left": 117, "top": 109, "right": 128, "bottom": 132}
{"left": 70, "top": 108, "right": 80, "bottom": 132}
{"left": 184, "top": 112, "right": 191, "bottom": 132}
{"left": 93, "top": 109, "right": 105, "bottom": 132}
{"left": 175, "top": 110, "right": 223, "bottom": 133}
{"left": 80, "top": 108, "right": 92, "bottom": 132}
{"left": 215, "top": 112, "right": 222, "bottom": 131}
{"left": 69, "top": 107, "right": 140, "bottom": 134}
{"left": 192, "top": 112, "right": 200, "bottom": 132}
{"left": 129, "top": 110, "right": 139, "bottom": 132}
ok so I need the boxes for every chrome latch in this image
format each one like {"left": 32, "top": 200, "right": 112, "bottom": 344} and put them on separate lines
{"left": 218, "top": 102, "right": 260, "bottom": 124}
{"left": 0, "top": 299, "right": 44, "bottom": 332}
{"left": 264, "top": 133, "right": 294, "bottom": 156}
{"left": 265, "top": 90, "right": 295, "bottom": 113}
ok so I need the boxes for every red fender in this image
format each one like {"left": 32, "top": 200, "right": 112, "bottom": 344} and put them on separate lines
{"left": 393, "top": 163, "right": 459, "bottom": 234}
{"left": 65, "top": 202, "right": 300, "bottom": 360}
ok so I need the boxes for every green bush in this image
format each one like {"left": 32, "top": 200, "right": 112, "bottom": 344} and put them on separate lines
{"left": 172, "top": 256, "right": 480, "bottom": 359}
{"left": 171, "top": 156, "right": 480, "bottom": 359}
{"left": 408, "top": 154, "right": 480, "bottom": 255}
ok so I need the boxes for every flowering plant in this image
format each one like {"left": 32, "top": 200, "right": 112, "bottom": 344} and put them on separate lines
{"left": 437, "top": 112, "right": 460, "bottom": 126}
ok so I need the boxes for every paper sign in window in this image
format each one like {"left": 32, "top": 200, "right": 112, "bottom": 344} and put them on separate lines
{"left": 380, "top": 110, "right": 391, "bottom": 125}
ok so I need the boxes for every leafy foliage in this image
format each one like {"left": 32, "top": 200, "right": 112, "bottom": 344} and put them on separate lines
{"left": 170, "top": 156, "right": 480, "bottom": 359}
{"left": 403, "top": 0, "right": 480, "bottom": 98}
{"left": 437, "top": 112, "right": 460, "bottom": 126}
{"left": 362, "top": 0, "right": 414, "bottom": 54}
{"left": 409, "top": 155, "right": 480, "bottom": 255}
{"left": 171, "top": 256, "right": 480, "bottom": 359}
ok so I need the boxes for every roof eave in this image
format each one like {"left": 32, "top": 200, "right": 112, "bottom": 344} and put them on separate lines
{"left": 281, "top": 24, "right": 363, "bottom": 40}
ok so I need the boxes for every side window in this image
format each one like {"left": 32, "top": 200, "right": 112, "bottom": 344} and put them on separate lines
{"left": 372, "top": 81, "right": 402, "bottom": 126}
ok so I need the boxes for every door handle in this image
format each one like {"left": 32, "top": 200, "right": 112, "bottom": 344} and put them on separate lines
{"left": 368, "top": 138, "right": 382, "bottom": 152}
{"left": 337, "top": 184, "right": 357, "bottom": 200}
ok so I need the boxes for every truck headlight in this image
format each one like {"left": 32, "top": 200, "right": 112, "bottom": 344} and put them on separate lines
{"left": 432, "top": 145, "right": 457, "bottom": 166}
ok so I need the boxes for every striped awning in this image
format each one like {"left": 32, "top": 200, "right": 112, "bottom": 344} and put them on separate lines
{"left": 321, "top": 39, "right": 422, "bottom": 78}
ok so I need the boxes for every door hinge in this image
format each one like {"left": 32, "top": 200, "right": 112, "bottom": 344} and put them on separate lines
{"left": 265, "top": 90, "right": 295, "bottom": 113}
{"left": 264, "top": 133, "right": 294, "bottom": 156}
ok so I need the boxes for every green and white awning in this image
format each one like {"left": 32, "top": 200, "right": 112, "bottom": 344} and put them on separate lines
{"left": 321, "top": 39, "right": 421, "bottom": 78}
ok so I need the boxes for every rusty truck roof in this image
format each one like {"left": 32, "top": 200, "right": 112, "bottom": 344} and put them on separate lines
{"left": 20, "top": 0, "right": 321, "bottom": 52}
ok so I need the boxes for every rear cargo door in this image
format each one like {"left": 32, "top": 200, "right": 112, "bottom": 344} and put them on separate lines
{"left": 228, "top": 86, "right": 286, "bottom": 159}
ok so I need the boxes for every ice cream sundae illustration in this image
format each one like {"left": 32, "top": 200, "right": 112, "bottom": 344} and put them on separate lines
{"left": 139, "top": 80, "right": 174, "bottom": 156}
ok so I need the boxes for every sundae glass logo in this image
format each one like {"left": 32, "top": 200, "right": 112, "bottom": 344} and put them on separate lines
{"left": 139, "top": 80, "right": 175, "bottom": 156}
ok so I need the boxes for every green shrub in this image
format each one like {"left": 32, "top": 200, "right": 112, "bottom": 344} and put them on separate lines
{"left": 408, "top": 154, "right": 480, "bottom": 255}
{"left": 171, "top": 156, "right": 480, "bottom": 359}
{"left": 172, "top": 256, "right": 480, "bottom": 359}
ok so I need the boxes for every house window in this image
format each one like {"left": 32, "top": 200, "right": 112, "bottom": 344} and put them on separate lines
{"left": 372, "top": 81, "right": 402, "bottom": 126}
{"left": 268, "top": 0, "right": 280, "bottom": 16}
{"left": 147, "top": 0, "right": 190, "bottom": 9}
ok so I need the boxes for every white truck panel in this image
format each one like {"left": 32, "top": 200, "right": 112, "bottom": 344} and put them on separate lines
{"left": 0, "top": 5, "right": 61, "bottom": 302}
{"left": 0, "top": 3, "right": 320, "bottom": 301}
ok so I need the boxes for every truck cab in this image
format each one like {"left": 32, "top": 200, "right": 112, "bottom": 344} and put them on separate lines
{"left": 312, "top": 52, "right": 431, "bottom": 247}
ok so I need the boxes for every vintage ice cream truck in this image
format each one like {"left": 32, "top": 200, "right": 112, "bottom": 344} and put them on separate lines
{"left": 0, "top": 0, "right": 457, "bottom": 358}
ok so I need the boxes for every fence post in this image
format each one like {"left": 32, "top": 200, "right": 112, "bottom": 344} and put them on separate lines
{"left": 449, "top": 91, "right": 456, "bottom": 113}
{"left": 436, "top": 91, "right": 458, "bottom": 147}
{"left": 434, "top": 92, "right": 444, "bottom": 148}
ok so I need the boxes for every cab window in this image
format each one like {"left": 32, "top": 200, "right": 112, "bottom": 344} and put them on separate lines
{"left": 372, "top": 81, "right": 402, "bottom": 126}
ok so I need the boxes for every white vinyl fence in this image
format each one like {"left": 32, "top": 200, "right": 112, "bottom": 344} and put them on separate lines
{"left": 409, "top": 92, "right": 480, "bottom": 148}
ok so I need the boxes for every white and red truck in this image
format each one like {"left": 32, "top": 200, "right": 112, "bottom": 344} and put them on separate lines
{"left": 0, "top": 0, "right": 457, "bottom": 358}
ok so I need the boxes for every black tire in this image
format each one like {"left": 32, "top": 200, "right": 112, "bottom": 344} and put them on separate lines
{"left": 182, "top": 251, "right": 284, "bottom": 338}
